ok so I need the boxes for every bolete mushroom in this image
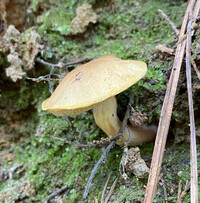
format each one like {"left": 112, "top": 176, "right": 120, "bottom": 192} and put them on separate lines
{"left": 42, "top": 54, "right": 156, "bottom": 146}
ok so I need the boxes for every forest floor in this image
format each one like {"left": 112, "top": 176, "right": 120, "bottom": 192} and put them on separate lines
{"left": 0, "top": 0, "right": 200, "bottom": 202}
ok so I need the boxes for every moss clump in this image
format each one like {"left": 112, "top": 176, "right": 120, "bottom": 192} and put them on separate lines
{"left": 38, "top": 7, "right": 73, "bottom": 36}
{"left": 14, "top": 112, "right": 122, "bottom": 202}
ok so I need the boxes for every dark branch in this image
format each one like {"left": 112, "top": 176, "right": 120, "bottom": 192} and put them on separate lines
{"left": 45, "top": 186, "right": 68, "bottom": 203}
{"left": 83, "top": 93, "right": 134, "bottom": 199}
{"left": 37, "top": 58, "right": 92, "bottom": 68}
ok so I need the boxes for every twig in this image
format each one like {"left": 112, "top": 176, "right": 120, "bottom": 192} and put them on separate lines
{"left": 155, "top": 47, "right": 200, "bottom": 81}
{"left": 83, "top": 140, "right": 116, "bottom": 199}
{"left": 158, "top": 9, "right": 180, "bottom": 36}
{"left": 44, "top": 186, "right": 68, "bottom": 203}
{"left": 192, "top": 0, "right": 200, "bottom": 29}
{"left": 94, "top": 196, "right": 99, "bottom": 203}
{"left": 186, "top": 17, "right": 198, "bottom": 203}
{"left": 177, "top": 180, "right": 182, "bottom": 203}
{"left": 48, "top": 66, "right": 55, "bottom": 94}
{"left": 26, "top": 68, "right": 62, "bottom": 94}
{"left": 104, "top": 177, "right": 118, "bottom": 203}
{"left": 83, "top": 93, "right": 134, "bottom": 199}
{"left": 191, "top": 60, "right": 200, "bottom": 80}
{"left": 160, "top": 174, "right": 168, "bottom": 201}
{"left": 101, "top": 173, "right": 112, "bottom": 203}
{"left": 63, "top": 116, "right": 80, "bottom": 141}
{"left": 144, "top": 1, "right": 195, "bottom": 202}
{"left": 37, "top": 57, "right": 92, "bottom": 68}
{"left": 177, "top": 180, "right": 190, "bottom": 203}
{"left": 26, "top": 75, "right": 61, "bottom": 82}
{"left": 8, "top": 164, "right": 23, "bottom": 180}
{"left": 155, "top": 45, "right": 175, "bottom": 55}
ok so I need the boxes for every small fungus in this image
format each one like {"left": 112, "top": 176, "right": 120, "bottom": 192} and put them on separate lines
{"left": 42, "top": 54, "right": 156, "bottom": 146}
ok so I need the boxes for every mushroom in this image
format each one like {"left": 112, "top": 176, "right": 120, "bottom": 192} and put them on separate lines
{"left": 42, "top": 54, "right": 156, "bottom": 146}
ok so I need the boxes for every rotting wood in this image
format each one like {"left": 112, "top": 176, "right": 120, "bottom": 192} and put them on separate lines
{"left": 143, "top": 1, "right": 196, "bottom": 202}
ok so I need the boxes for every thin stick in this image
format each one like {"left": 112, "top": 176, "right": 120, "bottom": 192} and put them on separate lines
{"left": 177, "top": 180, "right": 182, "bottom": 203}
{"left": 38, "top": 57, "right": 92, "bottom": 68}
{"left": 161, "top": 177, "right": 168, "bottom": 200}
{"left": 191, "top": 60, "right": 200, "bottom": 80}
{"left": 83, "top": 93, "right": 134, "bottom": 199}
{"left": 177, "top": 180, "right": 190, "bottom": 203}
{"left": 186, "top": 18, "right": 198, "bottom": 203}
{"left": 83, "top": 140, "right": 116, "bottom": 199}
{"left": 44, "top": 186, "right": 68, "bottom": 203}
{"left": 192, "top": 0, "right": 200, "bottom": 28}
{"left": 64, "top": 116, "right": 80, "bottom": 140}
{"left": 101, "top": 173, "right": 112, "bottom": 203}
{"left": 158, "top": 9, "right": 180, "bottom": 36}
{"left": 104, "top": 177, "right": 118, "bottom": 203}
{"left": 155, "top": 45, "right": 175, "bottom": 55}
{"left": 144, "top": 1, "right": 195, "bottom": 202}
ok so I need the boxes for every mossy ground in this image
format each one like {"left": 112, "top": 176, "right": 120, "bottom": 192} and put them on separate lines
{"left": 0, "top": 0, "right": 200, "bottom": 202}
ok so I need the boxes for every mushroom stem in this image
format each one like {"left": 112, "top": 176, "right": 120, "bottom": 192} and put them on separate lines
{"left": 93, "top": 96, "right": 156, "bottom": 146}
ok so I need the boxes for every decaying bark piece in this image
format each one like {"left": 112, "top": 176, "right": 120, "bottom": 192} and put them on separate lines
{"left": 70, "top": 4, "right": 98, "bottom": 34}
{"left": 0, "top": 25, "right": 43, "bottom": 82}
{"left": 120, "top": 147, "right": 149, "bottom": 179}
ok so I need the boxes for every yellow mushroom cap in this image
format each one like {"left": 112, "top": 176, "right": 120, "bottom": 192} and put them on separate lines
{"left": 42, "top": 54, "right": 147, "bottom": 116}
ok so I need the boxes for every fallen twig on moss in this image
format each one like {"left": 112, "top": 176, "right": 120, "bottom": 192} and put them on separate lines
{"left": 158, "top": 9, "right": 180, "bottom": 36}
{"left": 177, "top": 180, "right": 190, "bottom": 203}
{"left": 144, "top": 1, "right": 196, "bottom": 202}
{"left": 27, "top": 57, "right": 92, "bottom": 94}
{"left": 64, "top": 116, "right": 80, "bottom": 141}
{"left": 44, "top": 185, "right": 68, "bottom": 203}
{"left": 26, "top": 66, "right": 58, "bottom": 94}
{"left": 101, "top": 173, "right": 112, "bottom": 203}
{"left": 191, "top": 59, "right": 200, "bottom": 80}
{"left": 155, "top": 44, "right": 175, "bottom": 55}
{"left": 83, "top": 93, "right": 134, "bottom": 199}
{"left": 37, "top": 57, "right": 92, "bottom": 68}
{"left": 26, "top": 75, "right": 61, "bottom": 82}
{"left": 104, "top": 177, "right": 118, "bottom": 203}
{"left": 155, "top": 45, "right": 200, "bottom": 81}
{"left": 159, "top": 173, "right": 167, "bottom": 201}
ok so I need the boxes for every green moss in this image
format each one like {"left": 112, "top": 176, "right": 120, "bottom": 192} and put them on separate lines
{"left": 38, "top": 7, "right": 73, "bottom": 36}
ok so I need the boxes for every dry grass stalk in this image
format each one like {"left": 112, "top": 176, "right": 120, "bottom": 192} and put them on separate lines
{"left": 143, "top": 1, "right": 196, "bottom": 202}
{"left": 157, "top": 9, "right": 180, "bottom": 36}
{"left": 186, "top": 15, "right": 198, "bottom": 203}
